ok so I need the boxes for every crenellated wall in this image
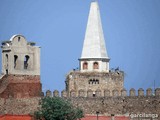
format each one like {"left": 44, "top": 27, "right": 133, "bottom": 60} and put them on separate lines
{"left": 41, "top": 88, "right": 160, "bottom": 119}
{"left": 43, "top": 88, "right": 160, "bottom": 98}
{"left": 0, "top": 88, "right": 159, "bottom": 119}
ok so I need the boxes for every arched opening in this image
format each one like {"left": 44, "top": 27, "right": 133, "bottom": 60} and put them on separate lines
{"left": 96, "top": 79, "right": 99, "bottom": 84}
{"left": 88, "top": 79, "right": 99, "bottom": 84}
{"left": 92, "top": 79, "right": 96, "bottom": 84}
{"left": 88, "top": 79, "right": 92, "bottom": 84}
{"left": 93, "top": 92, "right": 96, "bottom": 97}
{"left": 93, "top": 62, "right": 99, "bottom": 69}
{"left": 24, "top": 55, "right": 29, "bottom": 69}
{"left": 83, "top": 62, "right": 88, "bottom": 70}
{"left": 6, "top": 54, "right": 8, "bottom": 62}
{"left": 6, "top": 69, "right": 8, "bottom": 75}
{"left": 18, "top": 36, "right": 21, "bottom": 42}
{"left": 14, "top": 55, "right": 18, "bottom": 68}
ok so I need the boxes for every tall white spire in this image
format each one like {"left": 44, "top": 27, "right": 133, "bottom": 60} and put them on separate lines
{"left": 79, "top": 1, "right": 110, "bottom": 72}
{"left": 81, "top": 1, "right": 109, "bottom": 59}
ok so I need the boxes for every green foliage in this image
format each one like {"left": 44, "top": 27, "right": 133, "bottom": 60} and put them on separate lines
{"left": 34, "top": 97, "right": 84, "bottom": 120}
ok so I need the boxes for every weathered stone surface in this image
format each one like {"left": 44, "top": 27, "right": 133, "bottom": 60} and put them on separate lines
{"left": 130, "top": 88, "right": 136, "bottom": 96}
{"left": 0, "top": 75, "right": 41, "bottom": 99}
{"left": 61, "top": 90, "right": 67, "bottom": 98}
{"left": 53, "top": 90, "right": 59, "bottom": 97}
{"left": 146, "top": 88, "right": 152, "bottom": 96}
{"left": 0, "top": 97, "right": 40, "bottom": 115}
{"left": 0, "top": 92, "right": 160, "bottom": 119}
{"left": 46, "top": 90, "right": 52, "bottom": 97}
{"left": 69, "top": 96, "right": 160, "bottom": 117}
{"left": 138, "top": 88, "right": 144, "bottom": 96}
{"left": 66, "top": 71, "right": 124, "bottom": 97}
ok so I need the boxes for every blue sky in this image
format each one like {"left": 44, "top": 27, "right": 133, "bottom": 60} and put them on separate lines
{"left": 0, "top": 0, "right": 160, "bottom": 93}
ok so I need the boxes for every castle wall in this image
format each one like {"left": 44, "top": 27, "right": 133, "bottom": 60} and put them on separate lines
{"left": 0, "top": 97, "right": 40, "bottom": 115}
{"left": 43, "top": 89, "right": 160, "bottom": 119}
{"left": 0, "top": 75, "right": 41, "bottom": 99}
{"left": 0, "top": 89, "right": 159, "bottom": 120}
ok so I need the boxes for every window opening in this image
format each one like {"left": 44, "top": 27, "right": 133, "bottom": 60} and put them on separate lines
{"left": 24, "top": 55, "right": 29, "bottom": 69}
{"left": 18, "top": 36, "right": 21, "bottom": 42}
{"left": 6, "top": 69, "right": 8, "bottom": 75}
{"left": 83, "top": 62, "right": 88, "bottom": 70}
{"left": 93, "top": 62, "right": 99, "bottom": 69}
{"left": 6, "top": 54, "right": 8, "bottom": 62}
{"left": 14, "top": 55, "right": 18, "bottom": 68}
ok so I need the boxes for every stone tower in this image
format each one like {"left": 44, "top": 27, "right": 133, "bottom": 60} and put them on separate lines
{"left": 65, "top": 1, "right": 124, "bottom": 97}
{"left": 0, "top": 35, "right": 41, "bottom": 98}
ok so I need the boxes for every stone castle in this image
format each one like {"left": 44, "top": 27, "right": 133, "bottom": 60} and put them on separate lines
{"left": 0, "top": 1, "right": 160, "bottom": 120}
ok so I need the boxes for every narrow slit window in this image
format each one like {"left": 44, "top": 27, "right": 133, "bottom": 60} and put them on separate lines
{"left": 18, "top": 36, "right": 21, "bottom": 42}
{"left": 24, "top": 55, "right": 29, "bottom": 69}
{"left": 14, "top": 55, "right": 18, "bottom": 68}
{"left": 6, "top": 54, "right": 8, "bottom": 62}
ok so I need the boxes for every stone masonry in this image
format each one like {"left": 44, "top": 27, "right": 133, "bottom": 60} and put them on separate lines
{"left": 65, "top": 70, "right": 124, "bottom": 97}
{"left": 0, "top": 75, "right": 41, "bottom": 99}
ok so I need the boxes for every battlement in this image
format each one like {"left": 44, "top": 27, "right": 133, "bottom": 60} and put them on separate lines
{"left": 41, "top": 88, "right": 160, "bottom": 117}
{"left": 42, "top": 88, "right": 160, "bottom": 98}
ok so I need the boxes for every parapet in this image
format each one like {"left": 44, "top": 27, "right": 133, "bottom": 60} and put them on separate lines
{"left": 42, "top": 88, "right": 160, "bottom": 98}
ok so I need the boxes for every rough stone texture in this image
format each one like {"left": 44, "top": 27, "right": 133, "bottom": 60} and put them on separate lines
{"left": 0, "top": 97, "right": 40, "bottom": 115}
{"left": 69, "top": 96, "right": 160, "bottom": 119}
{"left": 0, "top": 92, "right": 160, "bottom": 120}
{"left": 0, "top": 75, "right": 41, "bottom": 99}
{"left": 65, "top": 71, "right": 124, "bottom": 97}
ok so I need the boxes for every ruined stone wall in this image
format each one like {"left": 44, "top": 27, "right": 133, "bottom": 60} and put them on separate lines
{"left": 65, "top": 71, "right": 124, "bottom": 97}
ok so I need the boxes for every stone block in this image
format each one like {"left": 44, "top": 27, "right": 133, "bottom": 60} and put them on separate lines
{"left": 146, "top": 88, "right": 152, "bottom": 96}
{"left": 79, "top": 89, "right": 85, "bottom": 97}
{"left": 46, "top": 90, "right": 52, "bottom": 97}
{"left": 130, "top": 88, "right": 136, "bottom": 96}
{"left": 138, "top": 88, "right": 144, "bottom": 96}
{"left": 53, "top": 90, "right": 59, "bottom": 97}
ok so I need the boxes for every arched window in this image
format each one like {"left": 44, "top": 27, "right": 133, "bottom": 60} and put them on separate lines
{"left": 14, "top": 55, "right": 18, "bottom": 68}
{"left": 83, "top": 62, "right": 88, "bottom": 70}
{"left": 96, "top": 79, "right": 99, "bottom": 84}
{"left": 93, "top": 62, "right": 99, "bottom": 69}
{"left": 6, "top": 54, "right": 8, "bottom": 62}
{"left": 18, "top": 36, "right": 21, "bottom": 42}
{"left": 88, "top": 79, "right": 99, "bottom": 84}
{"left": 24, "top": 55, "right": 29, "bottom": 69}
{"left": 92, "top": 79, "right": 95, "bottom": 84}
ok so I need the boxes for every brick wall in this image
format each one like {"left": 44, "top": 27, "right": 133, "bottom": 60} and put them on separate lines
{"left": 0, "top": 75, "right": 41, "bottom": 98}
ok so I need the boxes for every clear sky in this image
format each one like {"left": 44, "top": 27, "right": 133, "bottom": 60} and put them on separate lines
{"left": 0, "top": 0, "right": 160, "bottom": 93}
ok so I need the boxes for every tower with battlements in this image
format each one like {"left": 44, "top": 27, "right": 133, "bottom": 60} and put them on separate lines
{"left": 65, "top": 1, "right": 124, "bottom": 97}
{"left": 0, "top": 35, "right": 41, "bottom": 98}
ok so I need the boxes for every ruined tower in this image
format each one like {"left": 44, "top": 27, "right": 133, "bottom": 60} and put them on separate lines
{"left": 65, "top": 1, "right": 124, "bottom": 97}
{"left": 0, "top": 35, "right": 41, "bottom": 98}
